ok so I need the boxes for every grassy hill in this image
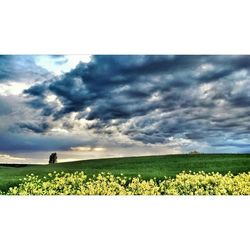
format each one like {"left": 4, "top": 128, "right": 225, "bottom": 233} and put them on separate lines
{"left": 0, "top": 153, "right": 250, "bottom": 192}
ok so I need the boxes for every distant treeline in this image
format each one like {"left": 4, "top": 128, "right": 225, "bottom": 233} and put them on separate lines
{"left": 0, "top": 164, "right": 28, "bottom": 168}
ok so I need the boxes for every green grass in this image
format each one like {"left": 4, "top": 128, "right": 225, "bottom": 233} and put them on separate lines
{"left": 0, "top": 154, "right": 250, "bottom": 192}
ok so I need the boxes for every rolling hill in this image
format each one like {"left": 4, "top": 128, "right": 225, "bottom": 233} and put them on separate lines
{"left": 0, "top": 153, "right": 250, "bottom": 192}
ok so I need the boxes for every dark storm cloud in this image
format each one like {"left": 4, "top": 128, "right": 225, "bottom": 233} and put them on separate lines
{"left": 0, "top": 132, "right": 96, "bottom": 153}
{"left": 212, "top": 143, "right": 250, "bottom": 148}
{"left": 0, "top": 55, "right": 51, "bottom": 84}
{"left": 23, "top": 55, "right": 250, "bottom": 152}
{"left": 0, "top": 97, "right": 12, "bottom": 116}
{"left": 25, "top": 82, "right": 48, "bottom": 96}
{"left": 15, "top": 122, "right": 51, "bottom": 134}
{"left": 24, "top": 55, "right": 195, "bottom": 120}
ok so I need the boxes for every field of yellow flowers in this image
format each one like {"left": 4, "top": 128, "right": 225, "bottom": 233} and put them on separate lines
{"left": 2, "top": 170, "right": 250, "bottom": 195}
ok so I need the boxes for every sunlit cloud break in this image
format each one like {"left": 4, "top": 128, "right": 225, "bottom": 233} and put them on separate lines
{"left": 70, "top": 146, "right": 106, "bottom": 152}
{"left": 0, "top": 154, "right": 26, "bottom": 163}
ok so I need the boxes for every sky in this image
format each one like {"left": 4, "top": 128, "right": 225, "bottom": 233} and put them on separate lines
{"left": 0, "top": 55, "right": 250, "bottom": 163}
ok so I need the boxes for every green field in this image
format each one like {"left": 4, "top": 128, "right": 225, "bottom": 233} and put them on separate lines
{"left": 0, "top": 154, "right": 250, "bottom": 192}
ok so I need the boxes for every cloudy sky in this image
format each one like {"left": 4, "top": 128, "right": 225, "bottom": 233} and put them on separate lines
{"left": 0, "top": 55, "right": 250, "bottom": 163}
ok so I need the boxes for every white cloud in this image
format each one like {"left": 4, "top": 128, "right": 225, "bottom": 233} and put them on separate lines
{"left": 147, "top": 91, "right": 162, "bottom": 102}
{"left": 45, "top": 94, "right": 57, "bottom": 103}
{"left": 0, "top": 154, "right": 26, "bottom": 163}
{"left": 0, "top": 82, "right": 29, "bottom": 96}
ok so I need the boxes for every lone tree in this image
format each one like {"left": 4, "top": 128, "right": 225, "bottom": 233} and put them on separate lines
{"left": 49, "top": 152, "right": 57, "bottom": 164}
